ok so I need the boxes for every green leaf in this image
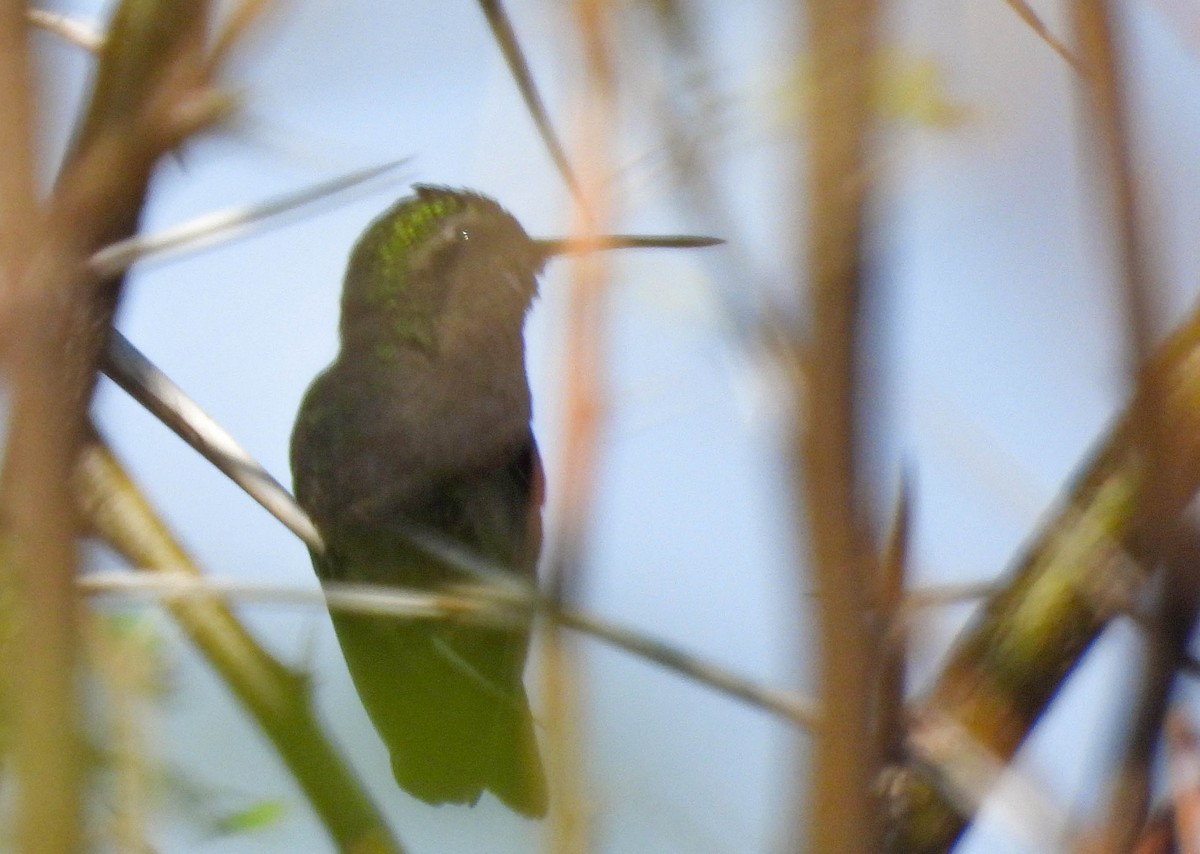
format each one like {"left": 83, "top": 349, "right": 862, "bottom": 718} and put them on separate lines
{"left": 211, "top": 800, "right": 288, "bottom": 836}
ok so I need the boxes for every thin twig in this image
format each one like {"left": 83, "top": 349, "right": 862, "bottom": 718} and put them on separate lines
{"left": 204, "top": 0, "right": 274, "bottom": 77}
{"left": 26, "top": 9, "right": 104, "bottom": 52}
{"left": 91, "top": 159, "right": 407, "bottom": 277}
{"left": 101, "top": 329, "right": 323, "bottom": 552}
{"left": 551, "top": 601, "right": 818, "bottom": 728}
{"left": 396, "top": 527, "right": 822, "bottom": 728}
{"left": 876, "top": 474, "right": 912, "bottom": 764}
{"left": 903, "top": 580, "right": 1001, "bottom": 610}
{"left": 1002, "top": 0, "right": 1085, "bottom": 72}
{"left": 475, "top": 0, "right": 585, "bottom": 206}
{"left": 79, "top": 563, "right": 818, "bottom": 729}
{"left": 82, "top": 570, "right": 485, "bottom": 620}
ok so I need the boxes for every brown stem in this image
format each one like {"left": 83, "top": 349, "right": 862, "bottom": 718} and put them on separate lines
{"left": 796, "top": 1, "right": 882, "bottom": 850}
{"left": 0, "top": 4, "right": 248, "bottom": 849}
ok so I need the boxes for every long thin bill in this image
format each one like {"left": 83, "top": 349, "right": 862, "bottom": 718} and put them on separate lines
{"left": 533, "top": 234, "right": 723, "bottom": 260}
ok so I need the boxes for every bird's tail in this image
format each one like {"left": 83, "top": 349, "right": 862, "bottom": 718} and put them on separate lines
{"left": 389, "top": 677, "right": 547, "bottom": 817}
{"left": 330, "top": 610, "right": 548, "bottom": 817}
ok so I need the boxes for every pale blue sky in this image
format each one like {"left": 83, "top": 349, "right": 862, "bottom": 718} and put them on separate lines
{"left": 30, "top": 0, "right": 1200, "bottom": 851}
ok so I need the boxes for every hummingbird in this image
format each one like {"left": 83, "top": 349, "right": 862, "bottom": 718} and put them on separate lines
{"left": 290, "top": 184, "right": 719, "bottom": 817}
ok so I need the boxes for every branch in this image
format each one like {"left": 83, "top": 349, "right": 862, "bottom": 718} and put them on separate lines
{"left": 876, "top": 475, "right": 913, "bottom": 765}
{"left": 796, "top": 0, "right": 882, "bottom": 849}
{"left": 78, "top": 557, "right": 818, "bottom": 730}
{"left": 475, "top": 0, "right": 584, "bottom": 205}
{"left": 1, "top": 3, "right": 225, "bottom": 849}
{"left": 90, "top": 159, "right": 406, "bottom": 277}
{"left": 102, "top": 329, "right": 324, "bottom": 550}
{"left": 1001, "top": 0, "right": 1084, "bottom": 72}
{"left": 26, "top": 9, "right": 104, "bottom": 52}
{"left": 882, "top": 309, "right": 1200, "bottom": 850}
{"left": 1070, "top": 1, "right": 1196, "bottom": 847}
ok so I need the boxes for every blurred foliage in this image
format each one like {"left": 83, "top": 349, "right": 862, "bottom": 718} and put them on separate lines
{"left": 780, "top": 49, "right": 969, "bottom": 131}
